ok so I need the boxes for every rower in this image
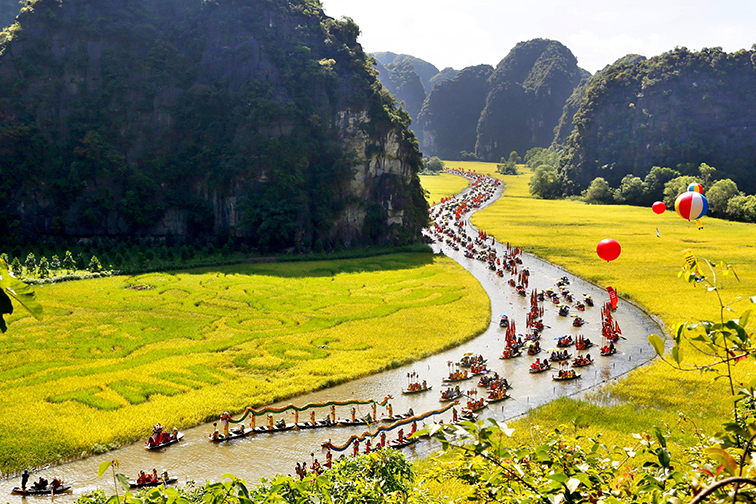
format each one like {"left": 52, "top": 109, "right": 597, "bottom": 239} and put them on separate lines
{"left": 351, "top": 407, "right": 356, "bottom": 422}
{"left": 310, "top": 410, "right": 316, "bottom": 425}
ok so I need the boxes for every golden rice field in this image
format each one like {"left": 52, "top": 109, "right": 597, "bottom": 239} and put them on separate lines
{"left": 418, "top": 171, "right": 470, "bottom": 204}
{"left": 0, "top": 254, "right": 489, "bottom": 473}
{"left": 449, "top": 161, "right": 756, "bottom": 444}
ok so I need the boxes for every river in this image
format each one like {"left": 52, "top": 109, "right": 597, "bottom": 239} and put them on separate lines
{"left": 6, "top": 173, "right": 661, "bottom": 500}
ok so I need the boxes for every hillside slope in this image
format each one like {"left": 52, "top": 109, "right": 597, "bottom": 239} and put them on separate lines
{"left": 559, "top": 47, "right": 756, "bottom": 193}
{"left": 0, "top": 0, "right": 427, "bottom": 251}
{"left": 475, "top": 39, "right": 587, "bottom": 161}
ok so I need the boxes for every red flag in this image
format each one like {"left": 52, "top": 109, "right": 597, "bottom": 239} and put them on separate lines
{"left": 607, "top": 286, "right": 618, "bottom": 310}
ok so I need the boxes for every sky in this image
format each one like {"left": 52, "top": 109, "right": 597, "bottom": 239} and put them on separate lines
{"left": 320, "top": 0, "right": 756, "bottom": 74}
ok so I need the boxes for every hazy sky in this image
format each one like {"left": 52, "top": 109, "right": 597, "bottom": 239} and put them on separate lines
{"left": 320, "top": 0, "right": 755, "bottom": 74}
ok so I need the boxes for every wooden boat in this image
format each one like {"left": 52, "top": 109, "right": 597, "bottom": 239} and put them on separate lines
{"left": 383, "top": 411, "right": 415, "bottom": 422}
{"left": 460, "top": 355, "right": 486, "bottom": 368}
{"left": 556, "top": 336, "right": 573, "bottom": 348}
{"left": 558, "top": 305, "right": 570, "bottom": 316}
{"left": 526, "top": 346, "right": 541, "bottom": 356}
{"left": 499, "top": 315, "right": 509, "bottom": 328}
{"left": 146, "top": 432, "right": 184, "bottom": 450}
{"left": 575, "top": 338, "right": 594, "bottom": 350}
{"left": 252, "top": 423, "right": 296, "bottom": 434}
{"left": 601, "top": 346, "right": 617, "bottom": 356}
{"left": 462, "top": 400, "right": 488, "bottom": 414}
{"left": 572, "top": 317, "right": 585, "bottom": 327}
{"left": 571, "top": 356, "right": 594, "bottom": 368}
{"left": 210, "top": 426, "right": 253, "bottom": 441}
{"left": 442, "top": 373, "right": 471, "bottom": 383}
{"left": 499, "top": 347, "right": 522, "bottom": 359}
{"left": 487, "top": 391, "right": 511, "bottom": 403}
{"left": 402, "top": 384, "right": 432, "bottom": 395}
{"left": 295, "top": 419, "right": 334, "bottom": 429}
{"left": 12, "top": 485, "right": 72, "bottom": 496}
{"left": 549, "top": 352, "right": 571, "bottom": 362}
{"left": 439, "top": 389, "right": 463, "bottom": 402}
{"left": 337, "top": 417, "right": 376, "bottom": 427}
{"left": 552, "top": 372, "right": 581, "bottom": 381}
{"left": 528, "top": 362, "right": 551, "bottom": 373}
{"left": 129, "top": 476, "right": 178, "bottom": 489}
{"left": 389, "top": 436, "right": 418, "bottom": 449}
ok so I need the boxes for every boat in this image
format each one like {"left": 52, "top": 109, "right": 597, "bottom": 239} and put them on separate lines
{"left": 549, "top": 352, "right": 571, "bottom": 362}
{"left": 487, "top": 390, "right": 511, "bottom": 403}
{"left": 462, "top": 399, "right": 488, "bottom": 413}
{"left": 528, "top": 361, "right": 551, "bottom": 373}
{"left": 295, "top": 419, "right": 335, "bottom": 429}
{"left": 499, "top": 315, "right": 509, "bottom": 328}
{"left": 442, "top": 372, "right": 471, "bottom": 383}
{"left": 571, "top": 355, "right": 594, "bottom": 367}
{"left": 558, "top": 305, "right": 570, "bottom": 316}
{"left": 402, "top": 384, "right": 432, "bottom": 395}
{"left": 12, "top": 485, "right": 72, "bottom": 496}
{"left": 575, "top": 337, "right": 594, "bottom": 350}
{"left": 146, "top": 432, "right": 183, "bottom": 450}
{"left": 600, "top": 346, "right": 617, "bottom": 356}
{"left": 459, "top": 354, "right": 486, "bottom": 368}
{"left": 572, "top": 317, "right": 585, "bottom": 327}
{"left": 552, "top": 371, "right": 581, "bottom": 381}
{"left": 439, "top": 388, "right": 463, "bottom": 402}
{"left": 128, "top": 476, "right": 178, "bottom": 489}
{"left": 210, "top": 425, "right": 253, "bottom": 441}
{"left": 389, "top": 436, "right": 418, "bottom": 449}
{"left": 499, "top": 347, "right": 522, "bottom": 359}
{"left": 556, "top": 336, "right": 573, "bottom": 348}
{"left": 336, "top": 416, "right": 376, "bottom": 427}
{"left": 526, "top": 345, "right": 541, "bottom": 356}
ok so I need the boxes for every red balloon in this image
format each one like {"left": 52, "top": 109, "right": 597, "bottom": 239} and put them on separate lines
{"left": 597, "top": 239, "right": 621, "bottom": 262}
{"left": 652, "top": 201, "right": 666, "bottom": 214}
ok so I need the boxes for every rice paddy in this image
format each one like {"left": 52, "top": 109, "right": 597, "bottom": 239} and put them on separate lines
{"left": 418, "top": 171, "right": 470, "bottom": 204}
{"left": 0, "top": 254, "right": 489, "bottom": 473}
{"left": 440, "top": 160, "right": 756, "bottom": 452}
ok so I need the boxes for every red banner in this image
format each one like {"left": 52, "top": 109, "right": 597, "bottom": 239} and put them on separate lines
{"left": 607, "top": 286, "right": 618, "bottom": 311}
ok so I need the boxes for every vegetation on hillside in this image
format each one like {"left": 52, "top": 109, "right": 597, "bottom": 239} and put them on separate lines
{"left": 0, "top": 0, "right": 426, "bottom": 253}
{"left": 560, "top": 46, "right": 756, "bottom": 196}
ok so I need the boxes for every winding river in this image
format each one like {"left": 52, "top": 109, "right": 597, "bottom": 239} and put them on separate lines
{"left": 7, "top": 173, "right": 662, "bottom": 500}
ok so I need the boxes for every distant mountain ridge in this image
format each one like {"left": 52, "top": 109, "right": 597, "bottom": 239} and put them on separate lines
{"left": 0, "top": 0, "right": 18, "bottom": 29}
{"left": 414, "top": 38, "right": 588, "bottom": 161}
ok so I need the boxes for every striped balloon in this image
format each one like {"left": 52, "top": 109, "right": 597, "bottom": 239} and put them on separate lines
{"left": 687, "top": 182, "right": 703, "bottom": 193}
{"left": 675, "top": 191, "right": 708, "bottom": 221}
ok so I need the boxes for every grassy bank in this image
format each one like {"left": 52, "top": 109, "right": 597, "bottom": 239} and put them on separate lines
{"left": 0, "top": 253, "right": 489, "bottom": 474}
{"left": 419, "top": 171, "right": 470, "bottom": 204}
{"left": 417, "top": 161, "right": 756, "bottom": 499}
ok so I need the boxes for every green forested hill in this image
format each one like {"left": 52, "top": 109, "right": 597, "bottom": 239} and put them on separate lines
{"left": 374, "top": 59, "right": 427, "bottom": 122}
{"left": 552, "top": 54, "right": 645, "bottom": 147}
{"left": 475, "top": 38, "right": 587, "bottom": 161}
{"left": 0, "top": 0, "right": 427, "bottom": 251}
{"left": 559, "top": 47, "right": 756, "bottom": 194}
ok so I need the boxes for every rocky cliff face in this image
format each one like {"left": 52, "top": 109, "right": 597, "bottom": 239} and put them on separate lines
{"left": 559, "top": 47, "right": 756, "bottom": 194}
{"left": 475, "top": 39, "right": 586, "bottom": 161}
{"left": 415, "top": 64, "right": 493, "bottom": 159}
{"left": 0, "top": 0, "right": 427, "bottom": 251}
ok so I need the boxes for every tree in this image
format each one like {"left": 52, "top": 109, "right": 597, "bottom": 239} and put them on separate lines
{"left": 88, "top": 256, "right": 102, "bottom": 273}
{"left": 644, "top": 166, "right": 680, "bottom": 202}
{"left": 727, "top": 194, "right": 756, "bottom": 222}
{"left": 583, "top": 177, "right": 613, "bottom": 204}
{"left": 663, "top": 175, "right": 700, "bottom": 207}
{"left": 50, "top": 254, "right": 61, "bottom": 270}
{"left": 699, "top": 162, "right": 717, "bottom": 186}
{"left": 10, "top": 257, "right": 22, "bottom": 277}
{"left": 507, "top": 150, "right": 521, "bottom": 165}
{"left": 706, "top": 178, "right": 740, "bottom": 217}
{"left": 37, "top": 257, "right": 50, "bottom": 279}
{"left": 613, "top": 174, "right": 646, "bottom": 205}
{"left": 24, "top": 252, "right": 36, "bottom": 275}
{"left": 424, "top": 156, "right": 444, "bottom": 172}
{"left": 62, "top": 250, "right": 76, "bottom": 271}
{"left": 528, "top": 165, "right": 562, "bottom": 199}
